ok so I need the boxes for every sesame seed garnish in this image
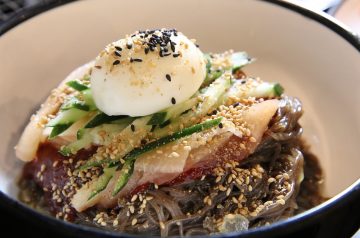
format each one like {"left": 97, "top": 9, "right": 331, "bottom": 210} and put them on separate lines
{"left": 126, "top": 43, "right": 132, "bottom": 49}
{"left": 166, "top": 74, "right": 171, "bottom": 82}
{"left": 171, "top": 97, "right": 176, "bottom": 104}
{"left": 131, "top": 194, "right": 138, "bottom": 202}
{"left": 114, "top": 51, "right": 121, "bottom": 57}
{"left": 131, "top": 218, "right": 137, "bottom": 226}
{"left": 144, "top": 48, "right": 150, "bottom": 54}
{"left": 173, "top": 53, "right": 180, "bottom": 58}
{"left": 130, "top": 58, "right": 142, "bottom": 63}
{"left": 218, "top": 123, "right": 223, "bottom": 129}
{"left": 94, "top": 65, "right": 102, "bottom": 69}
{"left": 115, "top": 46, "right": 122, "bottom": 51}
{"left": 113, "top": 60, "right": 120, "bottom": 65}
{"left": 131, "top": 124, "right": 135, "bottom": 132}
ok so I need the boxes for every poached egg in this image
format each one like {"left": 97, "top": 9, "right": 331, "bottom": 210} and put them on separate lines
{"left": 90, "top": 29, "right": 206, "bottom": 116}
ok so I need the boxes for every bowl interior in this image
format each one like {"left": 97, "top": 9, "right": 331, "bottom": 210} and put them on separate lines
{"left": 0, "top": 0, "right": 359, "bottom": 207}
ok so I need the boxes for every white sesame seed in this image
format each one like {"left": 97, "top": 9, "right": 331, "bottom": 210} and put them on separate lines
{"left": 131, "top": 218, "right": 138, "bottom": 226}
{"left": 131, "top": 195, "right": 138, "bottom": 202}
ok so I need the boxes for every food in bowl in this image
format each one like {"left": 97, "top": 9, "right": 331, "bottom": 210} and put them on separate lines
{"left": 16, "top": 29, "right": 325, "bottom": 236}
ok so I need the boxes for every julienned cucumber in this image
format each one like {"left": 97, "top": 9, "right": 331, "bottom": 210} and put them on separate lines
{"left": 87, "top": 166, "right": 117, "bottom": 200}
{"left": 217, "top": 81, "right": 283, "bottom": 106}
{"left": 231, "top": 52, "right": 252, "bottom": 73}
{"left": 47, "top": 108, "right": 89, "bottom": 138}
{"left": 111, "top": 117, "right": 223, "bottom": 195}
{"left": 66, "top": 80, "right": 89, "bottom": 91}
{"left": 82, "top": 89, "right": 97, "bottom": 111}
{"left": 80, "top": 115, "right": 153, "bottom": 170}
{"left": 152, "top": 75, "right": 231, "bottom": 139}
{"left": 85, "top": 112, "right": 129, "bottom": 128}
{"left": 203, "top": 52, "right": 251, "bottom": 87}
{"left": 61, "top": 98, "right": 90, "bottom": 111}
{"left": 147, "top": 97, "right": 199, "bottom": 126}
{"left": 60, "top": 123, "right": 130, "bottom": 156}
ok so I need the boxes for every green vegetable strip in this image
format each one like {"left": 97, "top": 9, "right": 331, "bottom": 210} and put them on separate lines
{"left": 152, "top": 75, "right": 231, "bottom": 139}
{"left": 61, "top": 100, "right": 89, "bottom": 111}
{"left": 82, "top": 89, "right": 97, "bottom": 110}
{"left": 231, "top": 52, "right": 252, "bottom": 73}
{"left": 49, "top": 124, "right": 72, "bottom": 139}
{"left": 80, "top": 116, "right": 153, "bottom": 170}
{"left": 111, "top": 117, "right": 223, "bottom": 195}
{"left": 274, "top": 83, "right": 284, "bottom": 96}
{"left": 111, "top": 161, "right": 134, "bottom": 196}
{"left": 60, "top": 123, "right": 132, "bottom": 156}
{"left": 147, "top": 97, "right": 199, "bottom": 126}
{"left": 66, "top": 80, "right": 89, "bottom": 91}
{"left": 85, "top": 113, "right": 129, "bottom": 128}
{"left": 88, "top": 167, "right": 117, "bottom": 200}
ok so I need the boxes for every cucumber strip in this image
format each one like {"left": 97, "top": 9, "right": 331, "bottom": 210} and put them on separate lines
{"left": 202, "top": 52, "right": 251, "bottom": 87}
{"left": 47, "top": 108, "right": 88, "bottom": 127}
{"left": 147, "top": 112, "right": 167, "bottom": 126}
{"left": 61, "top": 98, "right": 89, "bottom": 111}
{"left": 80, "top": 116, "right": 153, "bottom": 170}
{"left": 111, "top": 160, "right": 134, "bottom": 196}
{"left": 203, "top": 69, "right": 224, "bottom": 87}
{"left": 231, "top": 52, "right": 252, "bottom": 73}
{"left": 66, "top": 80, "right": 89, "bottom": 91}
{"left": 49, "top": 124, "right": 72, "bottom": 139}
{"left": 111, "top": 117, "right": 223, "bottom": 195}
{"left": 85, "top": 113, "right": 129, "bottom": 128}
{"left": 60, "top": 123, "right": 131, "bottom": 156}
{"left": 88, "top": 166, "right": 117, "bottom": 200}
{"left": 82, "top": 89, "right": 97, "bottom": 111}
{"left": 47, "top": 108, "right": 89, "bottom": 138}
{"left": 152, "top": 75, "right": 231, "bottom": 138}
{"left": 274, "top": 83, "right": 284, "bottom": 96}
{"left": 147, "top": 97, "right": 199, "bottom": 126}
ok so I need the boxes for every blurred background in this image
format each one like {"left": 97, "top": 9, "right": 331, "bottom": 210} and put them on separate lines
{"left": 1, "top": 0, "right": 359, "bottom": 34}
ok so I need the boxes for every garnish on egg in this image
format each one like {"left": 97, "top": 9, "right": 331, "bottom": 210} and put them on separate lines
{"left": 91, "top": 29, "right": 206, "bottom": 117}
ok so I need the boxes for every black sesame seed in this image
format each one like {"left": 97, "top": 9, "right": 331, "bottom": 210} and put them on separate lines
{"left": 115, "top": 46, "right": 122, "bottom": 51}
{"left": 126, "top": 43, "right": 132, "bottom": 49}
{"left": 195, "top": 44, "right": 200, "bottom": 48}
{"left": 114, "top": 51, "right": 121, "bottom": 57}
{"left": 113, "top": 60, "right": 120, "bottom": 65}
{"left": 132, "top": 58, "right": 142, "bottom": 62}
{"left": 131, "top": 124, "right": 135, "bottom": 132}
{"left": 162, "top": 52, "right": 171, "bottom": 57}
{"left": 218, "top": 123, "right": 223, "bottom": 129}
{"left": 173, "top": 53, "right": 180, "bottom": 58}
{"left": 232, "top": 102, "right": 240, "bottom": 107}
{"left": 144, "top": 48, "right": 150, "bottom": 54}
{"left": 170, "top": 43, "right": 175, "bottom": 52}
{"left": 166, "top": 74, "right": 171, "bottom": 82}
{"left": 212, "top": 110, "right": 218, "bottom": 115}
{"left": 171, "top": 97, "right": 176, "bottom": 104}
{"left": 159, "top": 51, "right": 164, "bottom": 57}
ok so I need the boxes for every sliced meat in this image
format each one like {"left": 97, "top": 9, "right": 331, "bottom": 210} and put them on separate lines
{"left": 15, "top": 62, "right": 94, "bottom": 162}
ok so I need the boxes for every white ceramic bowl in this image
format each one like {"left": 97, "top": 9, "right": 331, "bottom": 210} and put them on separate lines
{"left": 0, "top": 0, "right": 359, "bottom": 237}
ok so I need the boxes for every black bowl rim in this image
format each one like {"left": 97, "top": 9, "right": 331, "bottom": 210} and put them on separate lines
{"left": 0, "top": 0, "right": 360, "bottom": 237}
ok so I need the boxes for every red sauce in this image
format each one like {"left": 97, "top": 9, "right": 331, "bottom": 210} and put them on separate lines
{"left": 22, "top": 143, "right": 97, "bottom": 220}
